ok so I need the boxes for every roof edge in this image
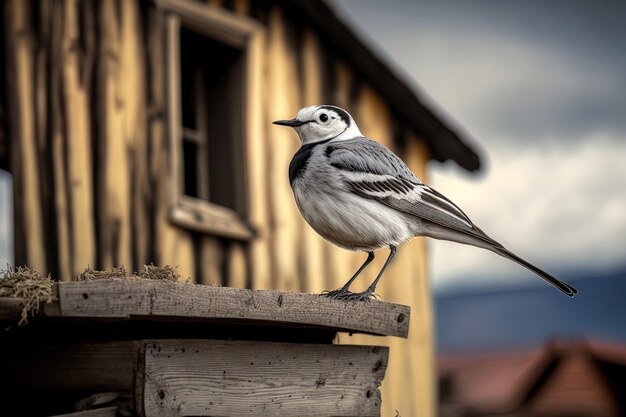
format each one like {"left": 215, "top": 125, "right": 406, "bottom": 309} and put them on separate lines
{"left": 289, "top": 0, "right": 481, "bottom": 172}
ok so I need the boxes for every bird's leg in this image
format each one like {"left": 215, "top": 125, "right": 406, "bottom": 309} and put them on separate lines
{"left": 322, "top": 251, "right": 374, "bottom": 299}
{"left": 346, "top": 245, "right": 397, "bottom": 302}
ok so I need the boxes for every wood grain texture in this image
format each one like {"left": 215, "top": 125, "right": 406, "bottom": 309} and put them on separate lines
{"left": 245, "top": 6, "right": 271, "bottom": 292}
{"left": 142, "top": 339, "right": 388, "bottom": 417}
{"left": 97, "top": 0, "right": 132, "bottom": 270}
{"left": 5, "top": 0, "right": 47, "bottom": 271}
{"left": 44, "top": 280, "right": 410, "bottom": 338}
{"left": 266, "top": 5, "right": 303, "bottom": 294}
{"left": 62, "top": 0, "right": 96, "bottom": 277}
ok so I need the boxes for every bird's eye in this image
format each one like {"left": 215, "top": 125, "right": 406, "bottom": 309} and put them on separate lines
{"left": 319, "top": 113, "right": 329, "bottom": 123}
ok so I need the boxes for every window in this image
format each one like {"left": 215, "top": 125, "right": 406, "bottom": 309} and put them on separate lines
{"left": 163, "top": 0, "right": 261, "bottom": 240}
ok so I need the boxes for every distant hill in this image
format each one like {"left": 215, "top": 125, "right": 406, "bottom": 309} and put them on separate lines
{"left": 435, "top": 272, "right": 626, "bottom": 352}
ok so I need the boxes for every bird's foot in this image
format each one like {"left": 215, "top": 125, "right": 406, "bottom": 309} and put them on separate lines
{"left": 344, "top": 288, "right": 379, "bottom": 302}
{"left": 321, "top": 287, "right": 353, "bottom": 300}
{"left": 321, "top": 287, "right": 379, "bottom": 302}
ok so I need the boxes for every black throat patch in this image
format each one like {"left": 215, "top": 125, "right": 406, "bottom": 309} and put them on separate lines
{"left": 289, "top": 139, "right": 331, "bottom": 186}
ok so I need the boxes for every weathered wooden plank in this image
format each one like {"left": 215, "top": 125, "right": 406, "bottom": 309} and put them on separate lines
{"left": 62, "top": 0, "right": 97, "bottom": 277}
{"left": 49, "top": 1, "right": 72, "bottom": 280}
{"left": 97, "top": 0, "right": 132, "bottom": 269}
{"left": 43, "top": 280, "right": 410, "bottom": 337}
{"left": 297, "top": 28, "right": 326, "bottom": 294}
{"left": 149, "top": 6, "right": 189, "bottom": 278}
{"left": 120, "top": 0, "right": 150, "bottom": 271}
{"left": 142, "top": 339, "right": 387, "bottom": 417}
{"left": 5, "top": 0, "right": 47, "bottom": 271}
{"left": 227, "top": 241, "right": 247, "bottom": 288}
{"left": 198, "top": 236, "right": 223, "bottom": 286}
{"left": 266, "top": 5, "right": 302, "bottom": 293}
{"left": 1, "top": 340, "right": 140, "bottom": 391}
{"left": 245, "top": 8, "right": 271, "bottom": 292}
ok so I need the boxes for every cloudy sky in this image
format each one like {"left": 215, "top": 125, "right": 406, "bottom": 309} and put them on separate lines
{"left": 334, "top": 0, "right": 626, "bottom": 292}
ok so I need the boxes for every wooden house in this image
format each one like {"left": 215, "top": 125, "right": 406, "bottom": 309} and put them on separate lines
{"left": 438, "top": 339, "right": 626, "bottom": 417}
{"left": 0, "top": 0, "right": 480, "bottom": 416}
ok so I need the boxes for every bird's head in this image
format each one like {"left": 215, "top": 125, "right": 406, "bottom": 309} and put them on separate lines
{"left": 273, "top": 105, "right": 362, "bottom": 145}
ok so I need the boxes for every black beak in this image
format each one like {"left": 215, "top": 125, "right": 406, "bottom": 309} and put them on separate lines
{"left": 272, "top": 118, "right": 305, "bottom": 127}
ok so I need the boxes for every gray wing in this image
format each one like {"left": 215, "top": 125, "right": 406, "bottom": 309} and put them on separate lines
{"left": 326, "top": 137, "right": 421, "bottom": 183}
{"left": 327, "top": 137, "right": 501, "bottom": 247}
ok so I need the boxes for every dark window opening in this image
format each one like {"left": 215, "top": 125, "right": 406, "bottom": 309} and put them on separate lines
{"left": 179, "top": 26, "right": 245, "bottom": 214}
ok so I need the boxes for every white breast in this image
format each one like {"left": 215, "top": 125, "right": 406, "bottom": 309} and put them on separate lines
{"left": 291, "top": 149, "right": 420, "bottom": 251}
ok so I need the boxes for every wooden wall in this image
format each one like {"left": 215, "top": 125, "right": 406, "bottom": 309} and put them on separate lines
{"left": 2, "top": 1, "right": 434, "bottom": 416}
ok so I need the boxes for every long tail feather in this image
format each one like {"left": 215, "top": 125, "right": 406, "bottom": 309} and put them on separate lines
{"left": 495, "top": 248, "right": 577, "bottom": 297}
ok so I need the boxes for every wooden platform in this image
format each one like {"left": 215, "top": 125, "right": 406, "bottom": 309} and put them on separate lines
{"left": 0, "top": 279, "right": 410, "bottom": 338}
{"left": 0, "top": 280, "right": 410, "bottom": 417}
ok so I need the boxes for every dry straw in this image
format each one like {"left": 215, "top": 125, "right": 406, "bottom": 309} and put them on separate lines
{"left": 0, "top": 264, "right": 188, "bottom": 325}
{"left": 0, "top": 265, "right": 55, "bottom": 326}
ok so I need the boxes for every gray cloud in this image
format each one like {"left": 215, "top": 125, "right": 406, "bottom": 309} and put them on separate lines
{"left": 428, "top": 136, "right": 626, "bottom": 289}
{"left": 335, "top": 0, "right": 626, "bottom": 145}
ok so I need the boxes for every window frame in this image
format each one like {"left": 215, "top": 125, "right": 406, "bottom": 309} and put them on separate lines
{"left": 161, "top": 0, "right": 261, "bottom": 240}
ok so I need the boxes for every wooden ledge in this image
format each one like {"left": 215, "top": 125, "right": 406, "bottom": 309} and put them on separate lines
{"left": 0, "top": 280, "right": 410, "bottom": 338}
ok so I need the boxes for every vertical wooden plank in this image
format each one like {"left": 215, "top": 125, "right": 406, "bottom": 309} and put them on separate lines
{"left": 62, "top": 0, "right": 96, "bottom": 277}
{"left": 298, "top": 29, "right": 327, "bottom": 294}
{"left": 244, "top": 15, "right": 271, "bottom": 291}
{"left": 146, "top": 4, "right": 167, "bottom": 269}
{"left": 48, "top": 0, "right": 72, "bottom": 280}
{"left": 96, "top": 0, "right": 132, "bottom": 269}
{"left": 265, "top": 6, "right": 302, "bottom": 292}
{"left": 198, "top": 236, "right": 223, "bottom": 286}
{"left": 153, "top": 13, "right": 195, "bottom": 281}
{"left": 5, "top": 0, "right": 47, "bottom": 272}
{"left": 227, "top": 241, "right": 247, "bottom": 288}
{"left": 119, "top": 0, "right": 150, "bottom": 270}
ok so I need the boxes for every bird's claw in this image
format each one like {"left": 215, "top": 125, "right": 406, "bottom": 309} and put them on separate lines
{"left": 321, "top": 288, "right": 378, "bottom": 302}
{"left": 321, "top": 288, "right": 353, "bottom": 300}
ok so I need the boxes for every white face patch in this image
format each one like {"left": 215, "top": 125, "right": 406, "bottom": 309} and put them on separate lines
{"left": 292, "top": 105, "right": 363, "bottom": 145}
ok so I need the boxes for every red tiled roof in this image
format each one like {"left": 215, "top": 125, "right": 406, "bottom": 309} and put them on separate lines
{"left": 438, "top": 339, "right": 626, "bottom": 415}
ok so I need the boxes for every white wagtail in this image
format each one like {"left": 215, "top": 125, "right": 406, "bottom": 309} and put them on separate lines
{"left": 273, "top": 105, "right": 577, "bottom": 301}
